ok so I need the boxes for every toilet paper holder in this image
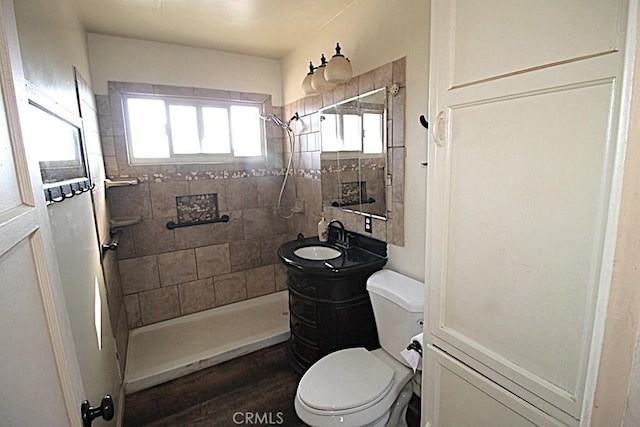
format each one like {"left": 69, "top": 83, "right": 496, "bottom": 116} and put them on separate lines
{"left": 406, "top": 340, "right": 422, "bottom": 357}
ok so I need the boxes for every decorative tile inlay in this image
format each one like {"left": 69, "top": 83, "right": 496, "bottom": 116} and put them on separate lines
{"left": 176, "top": 193, "right": 219, "bottom": 224}
{"left": 341, "top": 181, "right": 367, "bottom": 204}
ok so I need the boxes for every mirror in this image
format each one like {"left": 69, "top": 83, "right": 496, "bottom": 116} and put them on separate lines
{"left": 320, "top": 87, "right": 387, "bottom": 218}
{"left": 27, "top": 98, "right": 91, "bottom": 204}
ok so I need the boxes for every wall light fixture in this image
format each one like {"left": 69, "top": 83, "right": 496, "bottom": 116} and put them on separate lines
{"left": 301, "top": 43, "right": 353, "bottom": 96}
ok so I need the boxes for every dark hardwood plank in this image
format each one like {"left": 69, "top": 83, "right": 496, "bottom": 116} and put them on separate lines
{"left": 123, "top": 343, "right": 305, "bottom": 426}
{"left": 123, "top": 342, "right": 420, "bottom": 427}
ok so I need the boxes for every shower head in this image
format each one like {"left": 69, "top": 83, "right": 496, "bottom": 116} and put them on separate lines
{"left": 259, "top": 112, "right": 300, "bottom": 130}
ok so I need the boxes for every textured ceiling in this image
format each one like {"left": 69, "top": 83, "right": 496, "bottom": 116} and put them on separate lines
{"left": 72, "top": 0, "right": 357, "bottom": 59}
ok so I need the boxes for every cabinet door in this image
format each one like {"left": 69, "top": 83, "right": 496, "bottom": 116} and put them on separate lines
{"left": 424, "top": 346, "right": 570, "bottom": 427}
{"left": 425, "top": 0, "right": 630, "bottom": 421}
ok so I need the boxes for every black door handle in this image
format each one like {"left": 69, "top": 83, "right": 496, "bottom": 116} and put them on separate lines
{"left": 81, "top": 395, "right": 114, "bottom": 426}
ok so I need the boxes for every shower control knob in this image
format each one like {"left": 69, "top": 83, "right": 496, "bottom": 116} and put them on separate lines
{"left": 81, "top": 395, "right": 114, "bottom": 426}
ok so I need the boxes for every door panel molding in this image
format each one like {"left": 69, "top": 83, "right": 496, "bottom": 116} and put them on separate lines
{"left": 425, "top": 0, "right": 630, "bottom": 424}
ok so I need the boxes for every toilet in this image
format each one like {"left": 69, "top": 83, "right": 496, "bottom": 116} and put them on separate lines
{"left": 294, "top": 269, "right": 424, "bottom": 427}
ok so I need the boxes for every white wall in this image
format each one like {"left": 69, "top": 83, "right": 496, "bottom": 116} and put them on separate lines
{"left": 13, "top": 0, "right": 91, "bottom": 113}
{"left": 281, "top": 0, "right": 431, "bottom": 281}
{"left": 87, "top": 33, "right": 284, "bottom": 104}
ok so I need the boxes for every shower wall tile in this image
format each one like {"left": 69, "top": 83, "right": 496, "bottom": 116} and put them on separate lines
{"left": 157, "top": 249, "right": 197, "bottom": 286}
{"left": 139, "top": 286, "right": 181, "bottom": 324}
{"left": 108, "top": 183, "right": 152, "bottom": 219}
{"left": 116, "top": 227, "right": 136, "bottom": 259}
{"left": 119, "top": 255, "right": 160, "bottom": 295}
{"left": 195, "top": 243, "right": 231, "bottom": 278}
{"left": 179, "top": 278, "right": 215, "bottom": 315}
{"left": 260, "top": 234, "right": 289, "bottom": 266}
{"left": 229, "top": 239, "right": 262, "bottom": 272}
{"left": 246, "top": 265, "right": 276, "bottom": 298}
{"left": 214, "top": 272, "right": 247, "bottom": 306}
{"left": 124, "top": 294, "right": 142, "bottom": 328}
{"left": 174, "top": 224, "right": 218, "bottom": 250}
{"left": 150, "top": 181, "right": 190, "bottom": 219}
{"left": 257, "top": 176, "right": 287, "bottom": 208}
{"left": 243, "top": 208, "right": 276, "bottom": 239}
{"left": 209, "top": 212, "right": 245, "bottom": 244}
{"left": 225, "top": 177, "right": 258, "bottom": 210}
{"left": 132, "top": 218, "right": 177, "bottom": 256}
{"left": 115, "top": 304, "right": 129, "bottom": 373}
{"left": 275, "top": 263, "right": 288, "bottom": 291}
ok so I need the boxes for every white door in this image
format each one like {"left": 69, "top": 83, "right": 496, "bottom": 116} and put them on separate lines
{"left": 40, "top": 69, "right": 121, "bottom": 426}
{"left": 0, "top": 0, "right": 84, "bottom": 425}
{"left": 425, "top": 0, "right": 631, "bottom": 424}
{"left": 47, "top": 195, "right": 121, "bottom": 427}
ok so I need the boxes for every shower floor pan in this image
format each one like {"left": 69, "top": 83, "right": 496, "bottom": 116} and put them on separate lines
{"left": 124, "top": 291, "right": 290, "bottom": 394}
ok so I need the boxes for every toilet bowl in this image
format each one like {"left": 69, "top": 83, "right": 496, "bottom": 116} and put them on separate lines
{"left": 294, "top": 269, "right": 424, "bottom": 427}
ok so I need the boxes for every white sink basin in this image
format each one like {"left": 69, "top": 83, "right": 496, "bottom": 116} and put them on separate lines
{"left": 294, "top": 245, "right": 341, "bottom": 261}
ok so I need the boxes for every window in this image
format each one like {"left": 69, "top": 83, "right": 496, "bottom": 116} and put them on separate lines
{"left": 123, "top": 94, "right": 265, "bottom": 164}
{"left": 320, "top": 111, "right": 384, "bottom": 154}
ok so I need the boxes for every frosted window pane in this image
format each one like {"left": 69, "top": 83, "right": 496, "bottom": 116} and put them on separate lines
{"left": 230, "top": 105, "right": 261, "bottom": 157}
{"left": 343, "top": 114, "right": 361, "bottom": 151}
{"left": 127, "top": 98, "right": 169, "bottom": 158}
{"left": 363, "top": 113, "right": 383, "bottom": 154}
{"left": 31, "top": 108, "right": 79, "bottom": 162}
{"left": 202, "top": 107, "right": 231, "bottom": 154}
{"left": 169, "top": 105, "right": 200, "bottom": 154}
{"left": 321, "top": 114, "right": 341, "bottom": 152}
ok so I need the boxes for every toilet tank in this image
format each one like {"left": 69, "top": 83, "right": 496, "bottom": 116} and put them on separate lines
{"left": 366, "top": 270, "right": 424, "bottom": 366}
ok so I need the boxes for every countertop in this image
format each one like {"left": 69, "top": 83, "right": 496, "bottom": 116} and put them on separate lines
{"left": 277, "top": 234, "right": 387, "bottom": 277}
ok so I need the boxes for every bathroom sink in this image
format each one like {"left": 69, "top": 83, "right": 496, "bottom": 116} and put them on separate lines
{"left": 294, "top": 245, "right": 341, "bottom": 261}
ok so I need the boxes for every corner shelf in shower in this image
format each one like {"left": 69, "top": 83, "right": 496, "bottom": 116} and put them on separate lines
{"left": 110, "top": 216, "right": 143, "bottom": 228}
{"left": 105, "top": 178, "right": 139, "bottom": 189}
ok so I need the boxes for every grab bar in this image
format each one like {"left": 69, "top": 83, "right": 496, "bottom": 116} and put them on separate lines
{"left": 101, "top": 229, "right": 123, "bottom": 254}
{"left": 331, "top": 197, "right": 375, "bottom": 208}
{"left": 165, "top": 214, "right": 230, "bottom": 230}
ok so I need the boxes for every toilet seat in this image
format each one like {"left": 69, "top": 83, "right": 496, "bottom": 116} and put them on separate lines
{"left": 297, "top": 348, "right": 394, "bottom": 413}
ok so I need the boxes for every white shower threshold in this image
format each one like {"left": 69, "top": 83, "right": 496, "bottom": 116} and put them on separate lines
{"left": 124, "top": 290, "right": 290, "bottom": 394}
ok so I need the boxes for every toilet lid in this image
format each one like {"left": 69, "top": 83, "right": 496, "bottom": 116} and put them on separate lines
{"left": 298, "top": 348, "right": 394, "bottom": 411}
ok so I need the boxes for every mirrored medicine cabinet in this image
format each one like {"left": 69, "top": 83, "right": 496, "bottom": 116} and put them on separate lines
{"left": 320, "top": 87, "right": 387, "bottom": 218}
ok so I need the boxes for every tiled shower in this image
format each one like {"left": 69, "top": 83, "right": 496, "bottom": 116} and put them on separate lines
{"left": 97, "top": 58, "right": 405, "bottom": 333}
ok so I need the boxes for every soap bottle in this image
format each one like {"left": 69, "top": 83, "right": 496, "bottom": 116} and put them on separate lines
{"left": 318, "top": 211, "right": 328, "bottom": 242}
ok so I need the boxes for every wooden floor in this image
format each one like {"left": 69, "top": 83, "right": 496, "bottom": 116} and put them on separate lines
{"left": 123, "top": 342, "right": 420, "bottom": 426}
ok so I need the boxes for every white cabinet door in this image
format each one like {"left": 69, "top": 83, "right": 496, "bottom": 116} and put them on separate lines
{"left": 425, "top": 0, "right": 630, "bottom": 422}
{"left": 425, "top": 345, "right": 571, "bottom": 427}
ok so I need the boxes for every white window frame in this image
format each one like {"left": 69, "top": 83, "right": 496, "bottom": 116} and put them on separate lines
{"left": 122, "top": 93, "right": 267, "bottom": 165}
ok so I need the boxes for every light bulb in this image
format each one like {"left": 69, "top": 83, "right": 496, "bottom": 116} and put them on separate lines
{"left": 301, "top": 62, "right": 319, "bottom": 96}
{"left": 310, "top": 54, "right": 336, "bottom": 92}
{"left": 325, "top": 43, "right": 352, "bottom": 84}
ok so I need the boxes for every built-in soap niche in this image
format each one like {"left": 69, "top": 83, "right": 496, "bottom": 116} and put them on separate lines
{"left": 176, "top": 193, "right": 219, "bottom": 224}
{"left": 166, "top": 192, "right": 229, "bottom": 230}
{"left": 331, "top": 181, "right": 375, "bottom": 208}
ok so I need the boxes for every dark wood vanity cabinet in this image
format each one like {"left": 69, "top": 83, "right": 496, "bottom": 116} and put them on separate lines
{"left": 286, "top": 268, "right": 381, "bottom": 374}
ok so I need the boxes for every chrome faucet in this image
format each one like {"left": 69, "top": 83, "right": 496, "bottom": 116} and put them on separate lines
{"left": 328, "top": 220, "right": 349, "bottom": 248}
